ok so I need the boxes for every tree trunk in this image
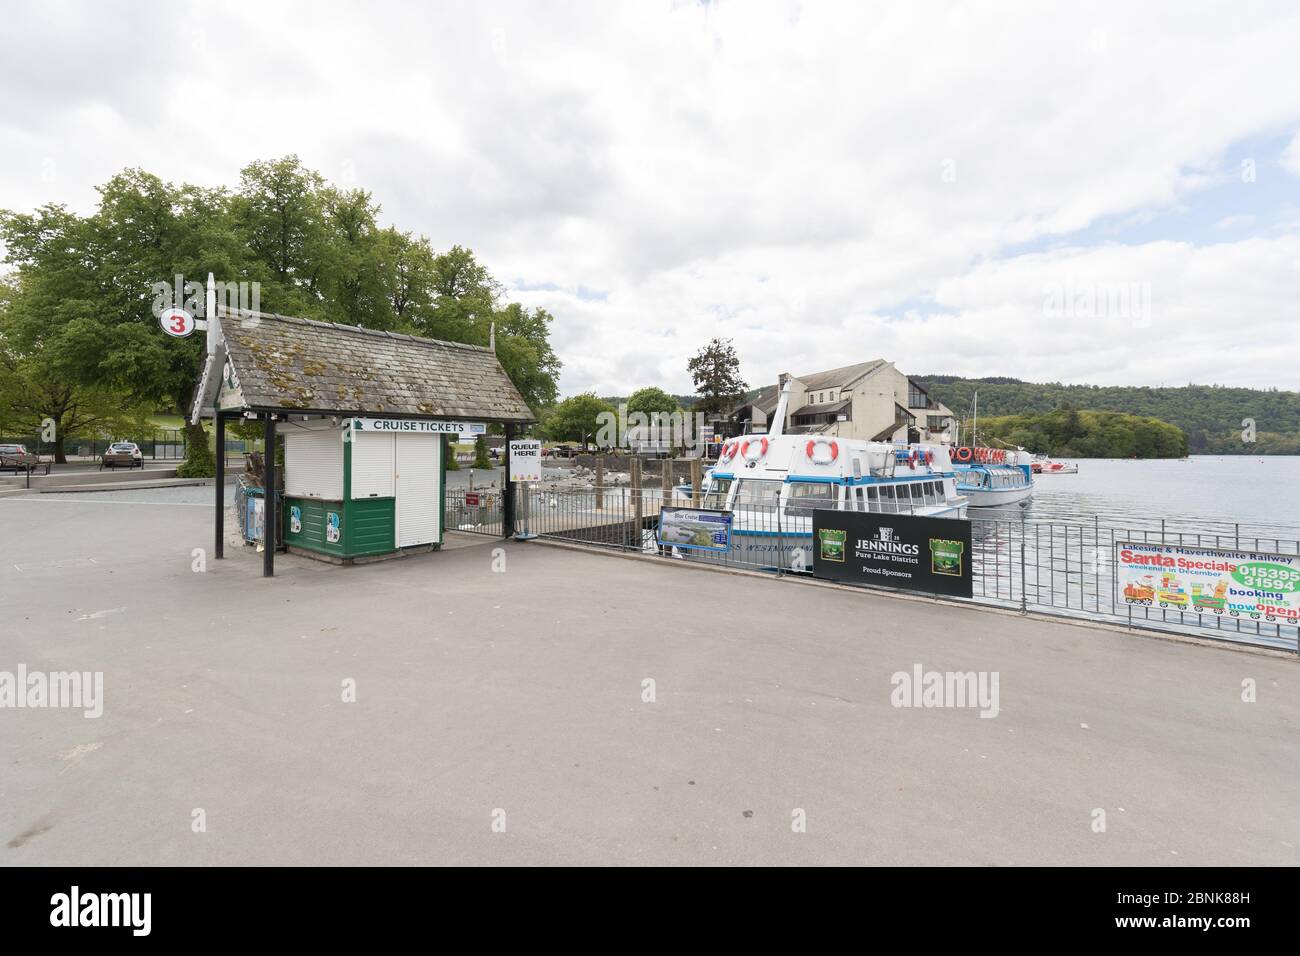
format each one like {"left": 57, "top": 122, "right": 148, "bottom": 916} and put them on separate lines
{"left": 52, "top": 419, "right": 67, "bottom": 465}
{"left": 183, "top": 419, "right": 208, "bottom": 460}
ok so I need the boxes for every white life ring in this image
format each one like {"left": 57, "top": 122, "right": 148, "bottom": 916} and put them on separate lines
{"left": 805, "top": 438, "right": 839, "bottom": 465}
{"left": 719, "top": 440, "right": 738, "bottom": 463}
{"left": 739, "top": 437, "right": 769, "bottom": 463}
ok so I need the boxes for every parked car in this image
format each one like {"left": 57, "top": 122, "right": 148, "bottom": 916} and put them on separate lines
{"left": 101, "top": 441, "right": 144, "bottom": 469}
{"left": 0, "top": 443, "right": 41, "bottom": 473}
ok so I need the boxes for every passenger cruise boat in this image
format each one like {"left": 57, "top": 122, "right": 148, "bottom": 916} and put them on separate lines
{"left": 949, "top": 446, "right": 1034, "bottom": 507}
{"left": 682, "top": 385, "right": 969, "bottom": 571}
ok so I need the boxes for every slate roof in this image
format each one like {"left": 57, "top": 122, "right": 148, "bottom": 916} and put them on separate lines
{"left": 217, "top": 311, "right": 535, "bottom": 423}
{"left": 790, "top": 403, "right": 852, "bottom": 421}
{"left": 796, "top": 360, "right": 885, "bottom": 391}
{"left": 729, "top": 361, "right": 886, "bottom": 417}
{"left": 737, "top": 383, "right": 781, "bottom": 416}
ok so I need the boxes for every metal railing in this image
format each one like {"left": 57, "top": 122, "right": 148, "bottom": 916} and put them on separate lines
{"left": 477, "top": 484, "right": 1300, "bottom": 654}
{"left": 446, "top": 488, "right": 504, "bottom": 536}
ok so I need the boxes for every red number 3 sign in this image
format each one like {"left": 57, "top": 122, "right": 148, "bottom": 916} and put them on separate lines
{"left": 159, "top": 307, "right": 196, "bottom": 338}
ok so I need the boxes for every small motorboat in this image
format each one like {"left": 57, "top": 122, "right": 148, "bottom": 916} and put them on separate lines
{"left": 1031, "top": 457, "right": 1079, "bottom": 475}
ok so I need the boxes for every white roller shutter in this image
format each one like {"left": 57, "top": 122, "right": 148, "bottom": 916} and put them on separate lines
{"left": 395, "top": 435, "right": 442, "bottom": 546}
{"left": 351, "top": 431, "right": 395, "bottom": 499}
{"left": 284, "top": 429, "right": 343, "bottom": 499}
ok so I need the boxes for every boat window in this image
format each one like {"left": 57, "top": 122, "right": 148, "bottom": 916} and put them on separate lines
{"left": 923, "top": 481, "right": 938, "bottom": 506}
{"left": 732, "top": 479, "right": 783, "bottom": 509}
{"left": 785, "top": 481, "right": 837, "bottom": 517}
{"left": 866, "top": 486, "right": 879, "bottom": 511}
{"left": 878, "top": 485, "right": 896, "bottom": 513}
{"left": 701, "top": 477, "right": 732, "bottom": 510}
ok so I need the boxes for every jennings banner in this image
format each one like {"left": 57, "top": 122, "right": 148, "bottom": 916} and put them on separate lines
{"left": 812, "top": 510, "right": 973, "bottom": 598}
{"left": 1116, "top": 541, "right": 1300, "bottom": 624}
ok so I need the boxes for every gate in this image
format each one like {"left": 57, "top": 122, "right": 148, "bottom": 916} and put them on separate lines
{"left": 445, "top": 487, "right": 504, "bottom": 536}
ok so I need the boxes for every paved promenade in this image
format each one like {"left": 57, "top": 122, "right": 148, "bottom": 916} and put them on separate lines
{"left": 1, "top": 490, "right": 1295, "bottom": 865}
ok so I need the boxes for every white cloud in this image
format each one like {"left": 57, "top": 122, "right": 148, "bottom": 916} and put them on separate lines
{"left": 3, "top": 0, "right": 1300, "bottom": 393}
{"left": 1282, "top": 130, "right": 1300, "bottom": 178}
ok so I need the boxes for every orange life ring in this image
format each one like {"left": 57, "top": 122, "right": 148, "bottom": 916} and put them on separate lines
{"left": 955, "top": 446, "right": 972, "bottom": 462}
{"left": 740, "top": 437, "right": 769, "bottom": 463}
{"left": 805, "top": 438, "right": 839, "bottom": 464}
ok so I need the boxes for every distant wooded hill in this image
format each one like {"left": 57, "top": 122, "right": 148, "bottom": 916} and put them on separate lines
{"left": 912, "top": 376, "right": 1300, "bottom": 455}
{"left": 973, "top": 410, "right": 1188, "bottom": 459}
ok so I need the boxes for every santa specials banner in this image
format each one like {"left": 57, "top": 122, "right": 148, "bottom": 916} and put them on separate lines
{"left": 1115, "top": 541, "right": 1300, "bottom": 624}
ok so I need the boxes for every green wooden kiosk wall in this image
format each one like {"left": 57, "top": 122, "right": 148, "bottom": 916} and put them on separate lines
{"left": 283, "top": 431, "right": 444, "bottom": 560}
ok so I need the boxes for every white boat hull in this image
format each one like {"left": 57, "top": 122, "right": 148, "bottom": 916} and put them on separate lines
{"left": 961, "top": 485, "right": 1032, "bottom": 507}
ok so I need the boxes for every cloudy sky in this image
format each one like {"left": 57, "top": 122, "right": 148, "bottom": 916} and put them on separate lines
{"left": 3, "top": 0, "right": 1300, "bottom": 395}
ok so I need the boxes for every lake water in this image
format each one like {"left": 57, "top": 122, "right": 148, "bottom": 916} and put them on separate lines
{"left": 962, "top": 456, "right": 1300, "bottom": 650}
{"left": 1020, "top": 456, "right": 1300, "bottom": 544}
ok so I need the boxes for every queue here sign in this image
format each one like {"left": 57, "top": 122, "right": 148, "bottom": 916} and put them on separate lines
{"left": 509, "top": 439, "right": 542, "bottom": 482}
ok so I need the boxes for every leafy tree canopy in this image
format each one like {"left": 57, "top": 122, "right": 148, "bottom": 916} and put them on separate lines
{"left": 688, "top": 337, "right": 747, "bottom": 416}
{"left": 0, "top": 156, "right": 564, "bottom": 472}
{"left": 916, "top": 375, "right": 1300, "bottom": 455}
{"left": 542, "top": 393, "right": 614, "bottom": 449}
{"left": 625, "top": 386, "right": 679, "bottom": 418}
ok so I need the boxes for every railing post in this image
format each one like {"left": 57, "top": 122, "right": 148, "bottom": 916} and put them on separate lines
{"left": 215, "top": 412, "right": 225, "bottom": 560}
{"left": 595, "top": 456, "right": 604, "bottom": 511}
{"left": 661, "top": 458, "right": 672, "bottom": 506}
{"left": 262, "top": 413, "right": 276, "bottom": 578}
{"left": 1019, "top": 511, "right": 1028, "bottom": 614}
{"left": 630, "top": 458, "right": 643, "bottom": 549}
{"left": 502, "top": 423, "right": 516, "bottom": 538}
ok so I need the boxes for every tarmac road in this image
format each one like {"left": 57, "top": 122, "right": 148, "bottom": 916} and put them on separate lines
{"left": 0, "top": 488, "right": 1296, "bottom": 865}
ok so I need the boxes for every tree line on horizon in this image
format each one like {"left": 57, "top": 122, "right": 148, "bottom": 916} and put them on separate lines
{"left": 916, "top": 375, "right": 1300, "bottom": 455}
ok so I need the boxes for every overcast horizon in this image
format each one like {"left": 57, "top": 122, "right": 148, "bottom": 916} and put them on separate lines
{"left": 3, "top": 0, "right": 1299, "bottom": 397}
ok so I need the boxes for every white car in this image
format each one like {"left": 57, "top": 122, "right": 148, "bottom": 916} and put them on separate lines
{"left": 101, "top": 441, "right": 144, "bottom": 469}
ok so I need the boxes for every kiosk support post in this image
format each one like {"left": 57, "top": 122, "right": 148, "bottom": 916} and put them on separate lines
{"left": 214, "top": 412, "right": 225, "bottom": 560}
{"left": 263, "top": 413, "right": 276, "bottom": 578}
{"left": 502, "top": 423, "right": 516, "bottom": 538}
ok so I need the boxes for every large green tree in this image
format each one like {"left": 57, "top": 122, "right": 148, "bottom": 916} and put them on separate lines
{"left": 688, "top": 337, "right": 747, "bottom": 416}
{"left": 543, "top": 393, "right": 614, "bottom": 450}
{"left": 626, "top": 386, "right": 679, "bottom": 418}
{"left": 0, "top": 155, "right": 565, "bottom": 474}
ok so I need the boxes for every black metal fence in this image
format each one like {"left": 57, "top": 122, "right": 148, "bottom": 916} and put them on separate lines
{"left": 2, "top": 429, "right": 189, "bottom": 460}
{"left": 462, "top": 484, "right": 1300, "bottom": 654}
{"left": 0, "top": 429, "right": 258, "bottom": 463}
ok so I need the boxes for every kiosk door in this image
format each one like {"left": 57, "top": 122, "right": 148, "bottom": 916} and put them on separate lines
{"left": 395, "top": 436, "right": 441, "bottom": 547}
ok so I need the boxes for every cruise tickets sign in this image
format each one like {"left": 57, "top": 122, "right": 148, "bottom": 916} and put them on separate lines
{"left": 350, "top": 418, "right": 485, "bottom": 437}
{"left": 1115, "top": 542, "right": 1300, "bottom": 624}
{"left": 812, "top": 510, "right": 973, "bottom": 598}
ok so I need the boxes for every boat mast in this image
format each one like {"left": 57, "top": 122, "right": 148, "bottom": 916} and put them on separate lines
{"left": 769, "top": 375, "right": 791, "bottom": 438}
{"left": 972, "top": 390, "right": 978, "bottom": 447}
